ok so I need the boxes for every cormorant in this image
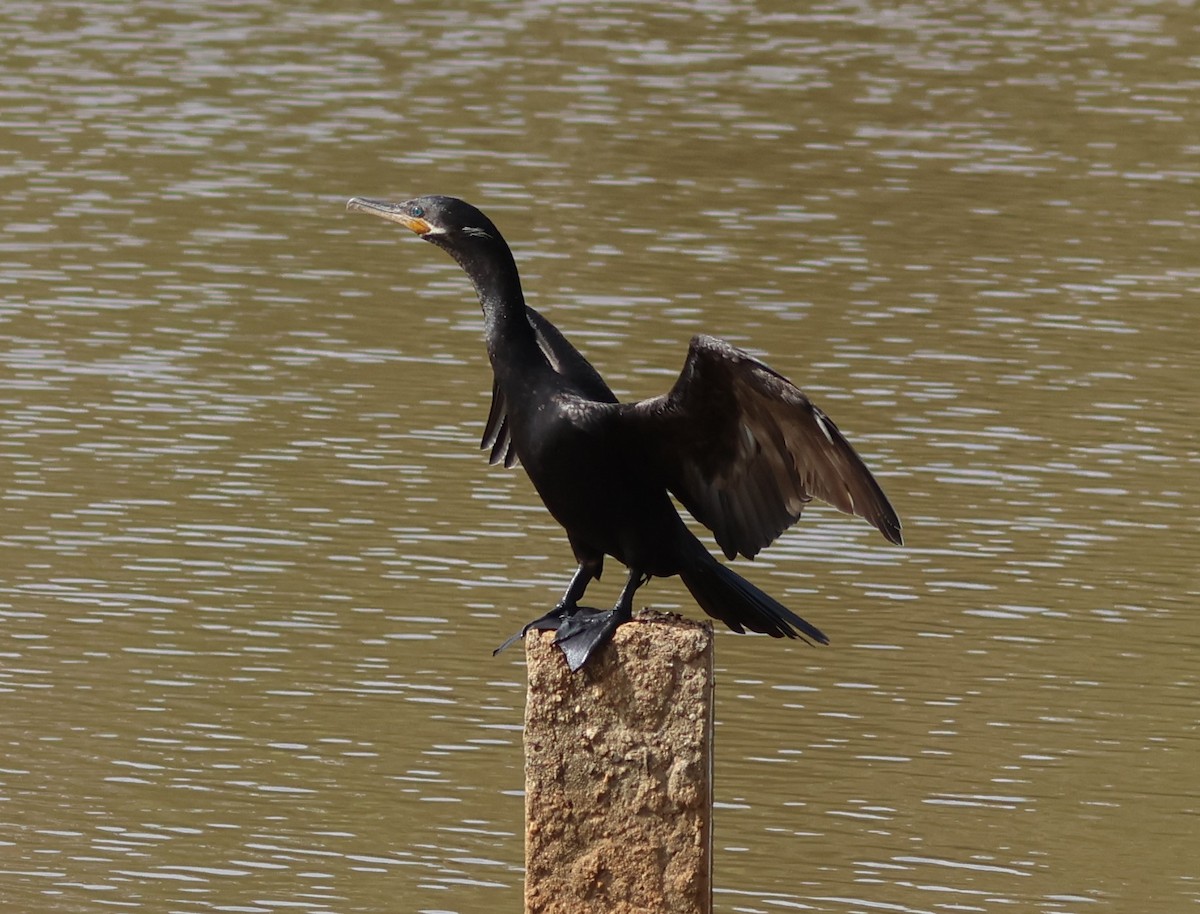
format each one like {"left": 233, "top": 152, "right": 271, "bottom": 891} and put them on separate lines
{"left": 347, "top": 194, "right": 902, "bottom": 671}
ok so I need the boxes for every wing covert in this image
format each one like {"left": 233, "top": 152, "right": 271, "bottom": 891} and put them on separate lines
{"left": 480, "top": 305, "right": 617, "bottom": 467}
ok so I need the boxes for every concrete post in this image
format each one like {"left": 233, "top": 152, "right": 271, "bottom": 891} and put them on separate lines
{"left": 523, "top": 612, "right": 714, "bottom": 914}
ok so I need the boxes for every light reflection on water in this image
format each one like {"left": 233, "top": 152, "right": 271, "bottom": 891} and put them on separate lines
{"left": 2, "top": 0, "right": 1198, "bottom": 912}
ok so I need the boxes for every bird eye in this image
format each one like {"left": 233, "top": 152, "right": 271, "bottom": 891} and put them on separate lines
{"left": 410, "top": 205, "right": 425, "bottom": 218}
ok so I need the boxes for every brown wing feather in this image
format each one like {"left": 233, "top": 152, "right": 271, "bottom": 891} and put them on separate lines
{"left": 627, "top": 335, "right": 902, "bottom": 559}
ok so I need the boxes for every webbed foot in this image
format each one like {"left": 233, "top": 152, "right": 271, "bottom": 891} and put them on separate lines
{"left": 552, "top": 605, "right": 632, "bottom": 672}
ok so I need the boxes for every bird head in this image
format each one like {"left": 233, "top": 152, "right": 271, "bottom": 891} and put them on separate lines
{"left": 346, "top": 194, "right": 502, "bottom": 253}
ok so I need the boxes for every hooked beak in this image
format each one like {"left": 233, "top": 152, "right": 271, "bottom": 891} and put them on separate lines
{"left": 346, "top": 197, "right": 431, "bottom": 235}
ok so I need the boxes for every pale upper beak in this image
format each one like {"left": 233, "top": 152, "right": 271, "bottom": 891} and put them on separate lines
{"left": 346, "top": 197, "right": 432, "bottom": 235}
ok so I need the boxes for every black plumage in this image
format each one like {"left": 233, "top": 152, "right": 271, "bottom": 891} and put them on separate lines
{"left": 347, "top": 194, "right": 902, "bottom": 671}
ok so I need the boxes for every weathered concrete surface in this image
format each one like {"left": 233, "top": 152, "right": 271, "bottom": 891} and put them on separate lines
{"left": 524, "top": 611, "right": 714, "bottom": 914}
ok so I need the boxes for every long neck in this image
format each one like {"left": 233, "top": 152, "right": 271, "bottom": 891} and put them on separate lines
{"left": 447, "top": 240, "right": 544, "bottom": 374}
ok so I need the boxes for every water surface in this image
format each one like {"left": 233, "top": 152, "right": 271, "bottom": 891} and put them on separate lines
{"left": 2, "top": 2, "right": 1197, "bottom": 912}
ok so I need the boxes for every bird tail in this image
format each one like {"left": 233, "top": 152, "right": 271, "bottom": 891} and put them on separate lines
{"left": 679, "top": 549, "right": 829, "bottom": 645}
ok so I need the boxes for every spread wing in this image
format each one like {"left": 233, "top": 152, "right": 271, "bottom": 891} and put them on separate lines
{"left": 625, "top": 334, "right": 902, "bottom": 559}
{"left": 481, "top": 306, "right": 616, "bottom": 467}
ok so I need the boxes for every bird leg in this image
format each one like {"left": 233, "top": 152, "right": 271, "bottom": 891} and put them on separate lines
{"left": 551, "top": 568, "right": 649, "bottom": 672}
{"left": 492, "top": 560, "right": 599, "bottom": 656}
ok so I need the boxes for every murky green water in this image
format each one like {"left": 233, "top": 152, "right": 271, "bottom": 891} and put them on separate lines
{"left": 2, "top": 2, "right": 1197, "bottom": 912}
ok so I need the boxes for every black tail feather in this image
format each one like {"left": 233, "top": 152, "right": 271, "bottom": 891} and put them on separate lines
{"left": 679, "top": 551, "right": 829, "bottom": 645}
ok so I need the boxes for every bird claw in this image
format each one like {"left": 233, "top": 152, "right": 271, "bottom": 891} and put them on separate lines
{"left": 492, "top": 603, "right": 578, "bottom": 656}
{"left": 493, "top": 603, "right": 632, "bottom": 672}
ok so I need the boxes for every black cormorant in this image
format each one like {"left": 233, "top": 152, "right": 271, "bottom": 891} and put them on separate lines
{"left": 347, "top": 194, "right": 902, "bottom": 671}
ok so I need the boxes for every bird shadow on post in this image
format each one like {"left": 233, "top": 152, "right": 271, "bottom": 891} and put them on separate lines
{"left": 523, "top": 610, "right": 714, "bottom": 914}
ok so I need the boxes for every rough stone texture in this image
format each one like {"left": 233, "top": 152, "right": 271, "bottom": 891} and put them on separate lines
{"left": 524, "top": 611, "right": 714, "bottom": 914}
